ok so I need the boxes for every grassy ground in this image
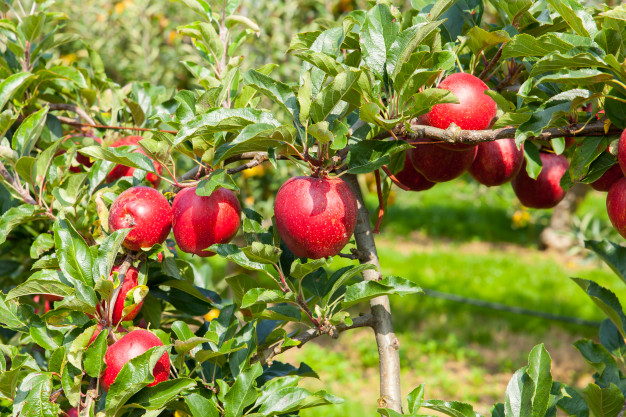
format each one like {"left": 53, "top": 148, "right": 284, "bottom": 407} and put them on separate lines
{"left": 283, "top": 178, "right": 623, "bottom": 416}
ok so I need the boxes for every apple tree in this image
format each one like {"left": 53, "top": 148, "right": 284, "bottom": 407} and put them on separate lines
{"left": 1, "top": 0, "right": 626, "bottom": 416}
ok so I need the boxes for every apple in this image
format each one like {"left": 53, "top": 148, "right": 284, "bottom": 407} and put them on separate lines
{"left": 616, "top": 129, "right": 626, "bottom": 176}
{"left": 101, "top": 329, "right": 170, "bottom": 392}
{"left": 274, "top": 176, "right": 358, "bottom": 259}
{"left": 393, "top": 153, "right": 436, "bottom": 191}
{"left": 607, "top": 178, "right": 626, "bottom": 238}
{"left": 172, "top": 187, "right": 241, "bottom": 257}
{"left": 422, "top": 72, "right": 497, "bottom": 151}
{"left": 106, "top": 136, "right": 163, "bottom": 187}
{"left": 70, "top": 136, "right": 103, "bottom": 173}
{"left": 511, "top": 152, "right": 569, "bottom": 209}
{"left": 591, "top": 165, "right": 623, "bottom": 192}
{"left": 95, "top": 264, "right": 144, "bottom": 325}
{"left": 108, "top": 186, "right": 173, "bottom": 251}
{"left": 64, "top": 408, "right": 78, "bottom": 417}
{"left": 469, "top": 139, "right": 524, "bottom": 186}
{"left": 408, "top": 138, "right": 477, "bottom": 182}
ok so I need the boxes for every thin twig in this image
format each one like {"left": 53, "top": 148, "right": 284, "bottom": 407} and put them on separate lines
{"left": 251, "top": 313, "right": 374, "bottom": 365}
{"left": 48, "top": 103, "right": 97, "bottom": 126}
{"left": 478, "top": 42, "right": 506, "bottom": 80}
{"left": 56, "top": 117, "right": 177, "bottom": 134}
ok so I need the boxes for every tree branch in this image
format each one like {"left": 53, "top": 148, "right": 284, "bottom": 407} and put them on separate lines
{"left": 48, "top": 103, "right": 97, "bottom": 126}
{"left": 397, "top": 119, "right": 621, "bottom": 145}
{"left": 0, "top": 160, "right": 37, "bottom": 205}
{"left": 478, "top": 42, "right": 505, "bottom": 81}
{"left": 252, "top": 313, "right": 374, "bottom": 365}
{"left": 344, "top": 174, "right": 403, "bottom": 413}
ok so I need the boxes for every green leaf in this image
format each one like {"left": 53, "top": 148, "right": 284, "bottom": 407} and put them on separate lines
{"left": 125, "top": 378, "right": 197, "bottom": 410}
{"left": 209, "top": 244, "right": 272, "bottom": 273}
{"left": 323, "top": 264, "right": 377, "bottom": 306}
{"left": 83, "top": 328, "right": 108, "bottom": 378}
{"left": 241, "top": 288, "right": 295, "bottom": 309}
{"left": 346, "top": 140, "right": 413, "bottom": 174}
{"left": 18, "top": 12, "right": 45, "bottom": 42}
{"left": 572, "top": 278, "right": 626, "bottom": 338}
{"left": 342, "top": 276, "right": 423, "bottom": 308}
{"left": 584, "top": 240, "right": 626, "bottom": 286}
{"left": 14, "top": 373, "right": 61, "bottom": 417}
{"left": 0, "top": 292, "right": 34, "bottom": 332}
{"left": 529, "top": 52, "right": 608, "bottom": 77}
{"left": 546, "top": 0, "right": 598, "bottom": 37}
{"left": 526, "top": 344, "right": 552, "bottom": 417}
{"left": 30, "top": 233, "right": 54, "bottom": 258}
{"left": 421, "top": 400, "right": 480, "bottom": 417}
{"left": 174, "top": 108, "right": 280, "bottom": 147}
{"left": 308, "top": 121, "right": 334, "bottom": 144}
{"left": 94, "top": 228, "right": 131, "bottom": 281}
{"left": 387, "top": 21, "right": 444, "bottom": 79}
{"left": 196, "top": 169, "right": 239, "bottom": 195}
{"left": 223, "top": 362, "right": 264, "bottom": 417}
{"left": 240, "top": 242, "right": 282, "bottom": 265}
{"left": 465, "top": 26, "right": 510, "bottom": 55}
{"left": 79, "top": 145, "right": 156, "bottom": 174}
{"left": 6, "top": 273, "right": 72, "bottom": 300}
{"left": 37, "top": 66, "right": 88, "bottom": 89}
{"left": 298, "top": 71, "right": 313, "bottom": 125}
{"left": 185, "top": 391, "right": 221, "bottom": 417}
{"left": 243, "top": 70, "right": 298, "bottom": 119}
{"left": 12, "top": 107, "right": 48, "bottom": 157}
{"left": 0, "top": 72, "right": 34, "bottom": 111}
{"left": 290, "top": 258, "right": 330, "bottom": 280}
{"left": 54, "top": 219, "right": 94, "bottom": 287}
{"left": 105, "top": 345, "right": 169, "bottom": 415}
{"left": 0, "top": 205, "right": 42, "bottom": 246}
{"left": 310, "top": 70, "right": 361, "bottom": 123}
{"left": 360, "top": 4, "right": 398, "bottom": 79}
{"left": 360, "top": 102, "right": 402, "bottom": 130}
{"left": 583, "top": 384, "right": 624, "bottom": 417}
{"left": 294, "top": 51, "right": 343, "bottom": 77}
{"left": 404, "top": 88, "right": 458, "bottom": 118}
{"left": 257, "top": 387, "right": 343, "bottom": 416}
{"left": 407, "top": 384, "right": 425, "bottom": 414}
{"left": 213, "top": 123, "right": 294, "bottom": 164}
{"left": 605, "top": 87, "right": 626, "bottom": 130}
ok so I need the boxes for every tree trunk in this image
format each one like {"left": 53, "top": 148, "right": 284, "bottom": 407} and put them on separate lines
{"left": 539, "top": 183, "right": 590, "bottom": 251}
{"left": 344, "top": 174, "right": 403, "bottom": 413}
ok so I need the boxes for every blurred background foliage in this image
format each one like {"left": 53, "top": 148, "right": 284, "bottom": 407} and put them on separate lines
{"left": 2, "top": 0, "right": 623, "bottom": 415}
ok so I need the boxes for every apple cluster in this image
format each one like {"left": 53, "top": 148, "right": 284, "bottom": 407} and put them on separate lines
{"left": 395, "top": 73, "right": 576, "bottom": 210}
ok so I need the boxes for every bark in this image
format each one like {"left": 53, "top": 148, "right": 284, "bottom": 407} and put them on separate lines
{"left": 344, "top": 174, "right": 403, "bottom": 413}
{"left": 539, "top": 183, "right": 590, "bottom": 251}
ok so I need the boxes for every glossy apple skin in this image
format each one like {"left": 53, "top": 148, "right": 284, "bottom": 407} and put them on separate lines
{"left": 423, "top": 73, "right": 497, "bottom": 151}
{"left": 108, "top": 186, "right": 172, "bottom": 251}
{"left": 408, "top": 138, "right": 477, "bottom": 182}
{"left": 106, "top": 136, "right": 163, "bottom": 187}
{"left": 172, "top": 187, "right": 241, "bottom": 257}
{"left": 101, "top": 329, "right": 170, "bottom": 392}
{"left": 607, "top": 178, "right": 626, "bottom": 238}
{"left": 274, "top": 177, "right": 358, "bottom": 259}
{"left": 469, "top": 139, "right": 524, "bottom": 186}
{"left": 393, "top": 154, "right": 436, "bottom": 191}
{"left": 591, "top": 165, "right": 623, "bottom": 192}
{"left": 95, "top": 265, "right": 143, "bottom": 324}
{"left": 511, "top": 153, "right": 569, "bottom": 209}
{"left": 617, "top": 130, "right": 626, "bottom": 176}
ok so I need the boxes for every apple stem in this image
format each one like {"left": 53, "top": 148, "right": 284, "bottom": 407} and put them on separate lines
{"left": 380, "top": 166, "right": 411, "bottom": 191}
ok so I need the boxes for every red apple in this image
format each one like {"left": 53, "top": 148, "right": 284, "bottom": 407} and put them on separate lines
{"left": 172, "top": 187, "right": 241, "bottom": 257}
{"left": 616, "top": 129, "right": 626, "bottom": 176}
{"left": 393, "top": 153, "right": 436, "bottom": 191}
{"left": 106, "top": 136, "right": 163, "bottom": 187}
{"left": 70, "top": 136, "right": 103, "bottom": 173}
{"left": 64, "top": 408, "right": 78, "bottom": 417}
{"left": 108, "top": 186, "right": 172, "bottom": 251}
{"left": 101, "top": 329, "right": 170, "bottom": 392}
{"left": 591, "top": 165, "right": 623, "bottom": 192}
{"left": 607, "top": 178, "right": 626, "bottom": 238}
{"left": 511, "top": 152, "right": 569, "bottom": 209}
{"left": 469, "top": 139, "right": 524, "bottom": 186}
{"left": 423, "top": 72, "right": 497, "bottom": 151}
{"left": 95, "top": 265, "right": 144, "bottom": 325}
{"left": 408, "top": 138, "right": 477, "bottom": 182}
{"left": 274, "top": 176, "right": 358, "bottom": 259}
